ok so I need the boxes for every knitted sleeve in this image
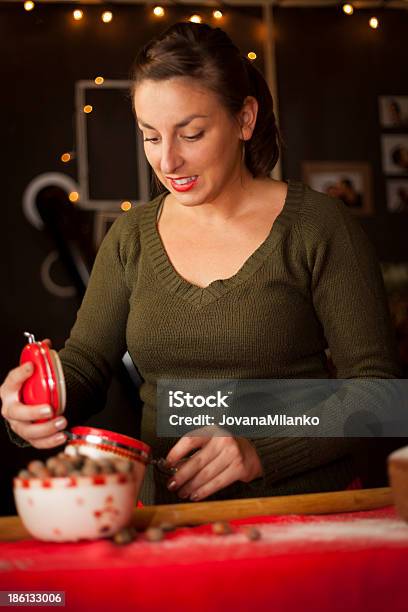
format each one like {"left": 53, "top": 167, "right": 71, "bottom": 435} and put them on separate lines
{"left": 3, "top": 214, "right": 127, "bottom": 446}
{"left": 250, "top": 189, "right": 402, "bottom": 490}
{"left": 56, "top": 210, "right": 141, "bottom": 427}
{"left": 5, "top": 208, "right": 142, "bottom": 451}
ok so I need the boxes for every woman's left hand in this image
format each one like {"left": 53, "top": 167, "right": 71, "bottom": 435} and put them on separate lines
{"left": 165, "top": 427, "right": 263, "bottom": 501}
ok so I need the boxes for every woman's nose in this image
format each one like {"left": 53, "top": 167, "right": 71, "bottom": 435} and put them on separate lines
{"left": 160, "top": 141, "right": 183, "bottom": 175}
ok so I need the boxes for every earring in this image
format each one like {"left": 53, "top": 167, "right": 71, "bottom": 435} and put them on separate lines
{"left": 241, "top": 140, "right": 246, "bottom": 162}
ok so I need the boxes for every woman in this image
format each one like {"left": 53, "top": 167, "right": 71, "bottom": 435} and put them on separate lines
{"left": 0, "top": 22, "right": 401, "bottom": 504}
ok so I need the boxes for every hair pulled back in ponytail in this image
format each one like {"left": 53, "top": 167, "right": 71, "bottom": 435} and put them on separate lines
{"left": 130, "top": 22, "right": 280, "bottom": 191}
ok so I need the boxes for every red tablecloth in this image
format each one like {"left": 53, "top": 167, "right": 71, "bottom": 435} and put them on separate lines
{"left": 0, "top": 506, "right": 407, "bottom": 612}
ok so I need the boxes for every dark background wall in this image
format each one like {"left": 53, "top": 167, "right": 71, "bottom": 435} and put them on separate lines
{"left": 275, "top": 7, "right": 408, "bottom": 261}
{"left": 1, "top": 3, "right": 407, "bottom": 513}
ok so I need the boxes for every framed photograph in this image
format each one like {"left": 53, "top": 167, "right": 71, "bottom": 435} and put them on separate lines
{"left": 94, "top": 211, "right": 122, "bottom": 250}
{"left": 378, "top": 96, "right": 408, "bottom": 129}
{"left": 301, "top": 161, "right": 373, "bottom": 216}
{"left": 381, "top": 135, "right": 408, "bottom": 175}
{"left": 386, "top": 179, "right": 408, "bottom": 213}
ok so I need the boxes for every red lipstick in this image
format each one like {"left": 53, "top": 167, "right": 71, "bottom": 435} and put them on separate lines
{"left": 169, "top": 176, "right": 198, "bottom": 192}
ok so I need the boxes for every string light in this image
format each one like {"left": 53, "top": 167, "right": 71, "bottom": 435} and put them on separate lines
{"left": 248, "top": 52, "right": 257, "bottom": 61}
{"left": 102, "top": 11, "right": 113, "bottom": 23}
{"left": 24, "top": 1, "right": 34, "bottom": 11}
{"left": 60, "top": 152, "right": 72, "bottom": 163}
{"left": 83, "top": 105, "right": 93, "bottom": 114}
{"left": 153, "top": 6, "right": 165, "bottom": 17}
{"left": 369, "top": 16, "right": 379, "bottom": 29}
{"left": 189, "top": 15, "right": 202, "bottom": 24}
{"left": 73, "top": 9, "right": 83, "bottom": 21}
{"left": 94, "top": 76, "right": 104, "bottom": 85}
{"left": 342, "top": 4, "right": 354, "bottom": 15}
{"left": 213, "top": 10, "right": 223, "bottom": 20}
{"left": 69, "top": 191, "right": 80, "bottom": 203}
{"left": 121, "top": 201, "right": 132, "bottom": 211}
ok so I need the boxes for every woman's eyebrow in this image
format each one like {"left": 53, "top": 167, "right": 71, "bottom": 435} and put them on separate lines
{"left": 137, "top": 114, "right": 209, "bottom": 129}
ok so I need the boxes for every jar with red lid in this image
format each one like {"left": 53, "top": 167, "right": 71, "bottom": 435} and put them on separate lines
{"left": 64, "top": 426, "right": 151, "bottom": 464}
{"left": 64, "top": 426, "right": 151, "bottom": 499}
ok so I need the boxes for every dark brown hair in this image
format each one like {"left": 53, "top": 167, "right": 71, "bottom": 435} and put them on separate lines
{"left": 130, "top": 21, "right": 281, "bottom": 195}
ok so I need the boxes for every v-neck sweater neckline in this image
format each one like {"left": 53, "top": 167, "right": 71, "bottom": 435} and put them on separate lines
{"left": 140, "top": 180, "right": 304, "bottom": 307}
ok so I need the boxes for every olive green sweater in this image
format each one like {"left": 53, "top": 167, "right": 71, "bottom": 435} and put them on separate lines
{"left": 8, "top": 181, "right": 401, "bottom": 502}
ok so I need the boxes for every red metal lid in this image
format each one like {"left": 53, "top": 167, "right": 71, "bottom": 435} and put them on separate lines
{"left": 69, "top": 426, "right": 151, "bottom": 455}
{"left": 20, "top": 334, "right": 65, "bottom": 420}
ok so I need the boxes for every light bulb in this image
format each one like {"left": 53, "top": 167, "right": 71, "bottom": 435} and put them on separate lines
{"left": 61, "top": 153, "right": 71, "bottom": 163}
{"left": 102, "top": 11, "right": 113, "bottom": 23}
{"left": 369, "top": 17, "right": 379, "bottom": 29}
{"left": 153, "top": 6, "right": 165, "bottom": 17}
{"left": 24, "top": 1, "right": 34, "bottom": 11}
{"left": 189, "top": 15, "right": 202, "bottom": 24}
{"left": 94, "top": 76, "right": 104, "bottom": 85}
{"left": 121, "top": 201, "right": 132, "bottom": 211}
{"left": 342, "top": 4, "right": 354, "bottom": 15}
{"left": 69, "top": 191, "right": 79, "bottom": 203}
{"left": 248, "top": 52, "right": 257, "bottom": 61}
{"left": 83, "top": 105, "right": 93, "bottom": 114}
{"left": 213, "top": 10, "right": 223, "bottom": 19}
{"left": 73, "top": 9, "right": 83, "bottom": 21}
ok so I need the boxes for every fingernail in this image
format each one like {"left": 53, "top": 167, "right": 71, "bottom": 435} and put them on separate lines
{"left": 55, "top": 433, "right": 66, "bottom": 443}
{"left": 167, "top": 480, "right": 177, "bottom": 490}
{"left": 54, "top": 418, "right": 66, "bottom": 429}
{"left": 24, "top": 363, "right": 33, "bottom": 373}
{"left": 190, "top": 493, "right": 199, "bottom": 501}
{"left": 39, "top": 406, "right": 52, "bottom": 416}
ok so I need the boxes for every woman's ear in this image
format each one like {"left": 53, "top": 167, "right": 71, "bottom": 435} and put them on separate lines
{"left": 239, "top": 96, "right": 258, "bottom": 141}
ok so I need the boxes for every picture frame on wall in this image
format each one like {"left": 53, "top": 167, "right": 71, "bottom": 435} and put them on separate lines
{"left": 381, "top": 134, "right": 408, "bottom": 175}
{"left": 378, "top": 96, "right": 408, "bottom": 129}
{"left": 301, "top": 161, "right": 373, "bottom": 216}
{"left": 76, "top": 80, "right": 150, "bottom": 211}
{"left": 386, "top": 179, "right": 408, "bottom": 213}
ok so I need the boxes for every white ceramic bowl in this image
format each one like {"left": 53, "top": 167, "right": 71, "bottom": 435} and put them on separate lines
{"left": 14, "top": 471, "right": 140, "bottom": 542}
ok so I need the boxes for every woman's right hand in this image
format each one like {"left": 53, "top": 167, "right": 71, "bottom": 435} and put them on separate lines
{"left": 0, "top": 361, "right": 67, "bottom": 449}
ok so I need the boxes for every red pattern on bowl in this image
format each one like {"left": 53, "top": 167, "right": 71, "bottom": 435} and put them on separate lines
{"left": 13, "top": 472, "right": 139, "bottom": 542}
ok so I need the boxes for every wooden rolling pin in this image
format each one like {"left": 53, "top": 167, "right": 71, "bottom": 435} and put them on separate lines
{"left": 132, "top": 487, "right": 393, "bottom": 529}
{"left": 0, "top": 487, "right": 393, "bottom": 541}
